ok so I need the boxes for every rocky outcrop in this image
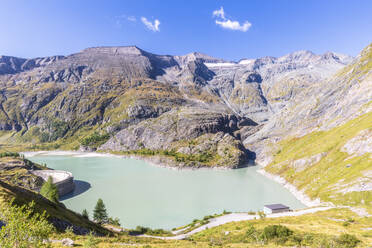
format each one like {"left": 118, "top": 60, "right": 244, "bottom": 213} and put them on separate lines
{"left": 333, "top": 170, "right": 372, "bottom": 194}
{"left": 244, "top": 44, "right": 372, "bottom": 164}
{"left": 341, "top": 129, "right": 372, "bottom": 157}
{"left": 291, "top": 152, "right": 327, "bottom": 172}
{"left": 0, "top": 157, "right": 44, "bottom": 190}
{"left": 100, "top": 107, "right": 256, "bottom": 168}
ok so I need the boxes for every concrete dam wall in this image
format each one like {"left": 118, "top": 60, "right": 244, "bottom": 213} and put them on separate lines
{"left": 32, "top": 170, "right": 75, "bottom": 196}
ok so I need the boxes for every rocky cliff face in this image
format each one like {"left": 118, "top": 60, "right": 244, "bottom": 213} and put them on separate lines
{"left": 100, "top": 107, "right": 256, "bottom": 168}
{"left": 255, "top": 44, "right": 372, "bottom": 208}
{"left": 244, "top": 44, "right": 372, "bottom": 165}
{"left": 0, "top": 43, "right": 370, "bottom": 169}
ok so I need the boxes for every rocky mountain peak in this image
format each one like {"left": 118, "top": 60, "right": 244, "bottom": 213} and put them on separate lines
{"left": 320, "top": 52, "right": 353, "bottom": 64}
{"left": 0, "top": 43, "right": 370, "bottom": 170}
{"left": 0, "top": 56, "right": 27, "bottom": 75}
{"left": 181, "top": 52, "right": 224, "bottom": 63}
{"left": 80, "top": 46, "right": 144, "bottom": 56}
{"left": 277, "top": 50, "right": 315, "bottom": 64}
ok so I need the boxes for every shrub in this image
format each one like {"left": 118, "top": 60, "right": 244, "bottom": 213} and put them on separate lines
{"left": 260, "top": 225, "right": 293, "bottom": 244}
{"left": 49, "top": 120, "right": 69, "bottom": 141}
{"left": 40, "top": 176, "right": 59, "bottom": 203}
{"left": 0, "top": 152, "right": 20, "bottom": 158}
{"left": 347, "top": 218, "right": 355, "bottom": 223}
{"left": 108, "top": 217, "right": 121, "bottom": 226}
{"left": 81, "top": 132, "right": 110, "bottom": 147}
{"left": 0, "top": 200, "right": 54, "bottom": 248}
{"left": 64, "top": 226, "right": 74, "bottom": 238}
{"left": 336, "top": 234, "right": 360, "bottom": 248}
{"left": 128, "top": 226, "right": 171, "bottom": 236}
{"left": 40, "top": 132, "right": 50, "bottom": 143}
{"left": 147, "top": 228, "right": 171, "bottom": 235}
{"left": 82, "top": 209, "right": 89, "bottom": 219}
{"left": 245, "top": 224, "right": 260, "bottom": 243}
{"left": 203, "top": 215, "right": 213, "bottom": 220}
{"left": 128, "top": 226, "right": 150, "bottom": 235}
{"left": 39, "top": 120, "right": 69, "bottom": 142}
{"left": 258, "top": 211, "right": 266, "bottom": 219}
{"left": 83, "top": 232, "right": 99, "bottom": 248}
{"left": 223, "top": 209, "right": 231, "bottom": 214}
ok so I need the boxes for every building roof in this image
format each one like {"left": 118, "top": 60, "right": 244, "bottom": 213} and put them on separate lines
{"left": 264, "top": 204, "right": 290, "bottom": 210}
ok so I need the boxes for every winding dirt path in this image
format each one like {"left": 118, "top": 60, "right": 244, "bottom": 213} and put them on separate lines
{"left": 140, "top": 206, "right": 333, "bottom": 240}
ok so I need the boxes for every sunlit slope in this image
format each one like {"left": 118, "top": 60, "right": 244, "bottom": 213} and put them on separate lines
{"left": 265, "top": 111, "right": 371, "bottom": 207}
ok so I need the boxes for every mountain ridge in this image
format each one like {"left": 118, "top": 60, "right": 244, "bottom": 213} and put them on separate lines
{"left": 0, "top": 44, "right": 369, "bottom": 171}
{"left": 0, "top": 48, "right": 352, "bottom": 79}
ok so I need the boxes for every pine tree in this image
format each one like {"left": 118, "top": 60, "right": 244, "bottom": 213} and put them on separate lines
{"left": 82, "top": 209, "right": 89, "bottom": 219}
{"left": 40, "top": 176, "right": 59, "bottom": 203}
{"left": 108, "top": 217, "right": 121, "bottom": 226}
{"left": 93, "top": 198, "right": 108, "bottom": 224}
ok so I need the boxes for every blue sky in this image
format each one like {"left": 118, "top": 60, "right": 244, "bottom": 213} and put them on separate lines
{"left": 1, "top": 0, "right": 371, "bottom": 61}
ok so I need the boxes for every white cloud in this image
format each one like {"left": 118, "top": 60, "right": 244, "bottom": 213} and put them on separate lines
{"left": 213, "top": 6, "right": 225, "bottom": 19}
{"left": 215, "top": 20, "right": 251, "bottom": 32}
{"left": 212, "top": 7, "right": 251, "bottom": 32}
{"left": 127, "top": 16, "right": 136, "bottom": 22}
{"left": 141, "top": 17, "right": 160, "bottom": 32}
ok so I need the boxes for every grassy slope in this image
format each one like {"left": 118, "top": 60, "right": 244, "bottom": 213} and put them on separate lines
{"left": 0, "top": 180, "right": 111, "bottom": 236}
{"left": 0, "top": 156, "right": 111, "bottom": 236}
{"left": 2, "top": 45, "right": 371, "bottom": 247}
{"left": 190, "top": 208, "right": 371, "bottom": 247}
{"left": 48, "top": 208, "right": 371, "bottom": 247}
{"left": 264, "top": 44, "right": 372, "bottom": 209}
{"left": 265, "top": 111, "right": 371, "bottom": 209}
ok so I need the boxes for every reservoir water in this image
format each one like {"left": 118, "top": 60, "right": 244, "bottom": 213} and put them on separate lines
{"left": 28, "top": 153, "right": 305, "bottom": 229}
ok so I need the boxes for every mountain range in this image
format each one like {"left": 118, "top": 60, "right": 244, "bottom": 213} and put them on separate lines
{"left": 0, "top": 44, "right": 370, "bottom": 172}
{"left": 0, "top": 43, "right": 371, "bottom": 245}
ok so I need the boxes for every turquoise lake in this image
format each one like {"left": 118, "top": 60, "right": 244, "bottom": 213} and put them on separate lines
{"left": 28, "top": 154, "right": 305, "bottom": 229}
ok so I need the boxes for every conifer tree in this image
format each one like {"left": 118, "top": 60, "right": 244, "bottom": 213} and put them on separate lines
{"left": 93, "top": 198, "right": 108, "bottom": 224}
{"left": 40, "top": 176, "right": 59, "bottom": 203}
{"left": 82, "top": 209, "right": 89, "bottom": 219}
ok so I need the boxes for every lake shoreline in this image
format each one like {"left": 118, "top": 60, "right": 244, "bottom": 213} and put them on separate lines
{"left": 23, "top": 150, "right": 317, "bottom": 208}
{"left": 257, "top": 169, "right": 323, "bottom": 207}
{"left": 22, "top": 150, "right": 243, "bottom": 171}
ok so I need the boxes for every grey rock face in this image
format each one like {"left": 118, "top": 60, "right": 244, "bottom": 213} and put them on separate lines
{"left": 127, "top": 104, "right": 171, "bottom": 119}
{"left": 100, "top": 107, "right": 257, "bottom": 168}
{"left": 1, "top": 44, "right": 369, "bottom": 168}
{"left": 341, "top": 129, "right": 372, "bottom": 156}
{"left": 244, "top": 44, "right": 372, "bottom": 164}
{"left": 0, "top": 55, "right": 65, "bottom": 75}
{"left": 100, "top": 107, "right": 255, "bottom": 150}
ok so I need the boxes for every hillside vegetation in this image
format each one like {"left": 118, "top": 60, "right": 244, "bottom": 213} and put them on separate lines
{"left": 0, "top": 43, "right": 371, "bottom": 247}
{"left": 0, "top": 155, "right": 111, "bottom": 236}
{"left": 265, "top": 111, "right": 372, "bottom": 209}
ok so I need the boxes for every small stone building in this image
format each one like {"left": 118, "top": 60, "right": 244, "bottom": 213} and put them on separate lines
{"left": 263, "top": 204, "right": 290, "bottom": 214}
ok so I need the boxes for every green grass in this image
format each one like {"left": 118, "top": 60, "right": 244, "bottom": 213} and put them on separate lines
{"left": 190, "top": 208, "right": 371, "bottom": 247}
{"left": 47, "top": 208, "right": 371, "bottom": 247}
{"left": 0, "top": 156, "right": 111, "bottom": 236}
{"left": 80, "top": 131, "right": 110, "bottom": 148}
{"left": 265, "top": 111, "right": 372, "bottom": 208}
{"left": 0, "top": 179, "right": 111, "bottom": 236}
